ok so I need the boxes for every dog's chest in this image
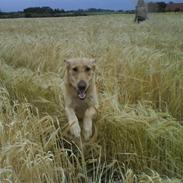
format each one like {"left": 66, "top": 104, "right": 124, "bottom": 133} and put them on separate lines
{"left": 72, "top": 97, "right": 89, "bottom": 110}
{"left": 72, "top": 97, "right": 91, "bottom": 118}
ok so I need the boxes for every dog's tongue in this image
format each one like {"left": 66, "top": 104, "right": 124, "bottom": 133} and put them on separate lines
{"left": 78, "top": 92, "right": 86, "bottom": 100}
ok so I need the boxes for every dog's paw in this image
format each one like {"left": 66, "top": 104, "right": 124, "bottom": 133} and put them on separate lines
{"left": 70, "top": 122, "right": 81, "bottom": 138}
{"left": 83, "top": 128, "right": 92, "bottom": 141}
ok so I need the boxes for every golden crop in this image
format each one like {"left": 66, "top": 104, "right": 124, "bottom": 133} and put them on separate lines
{"left": 0, "top": 14, "right": 183, "bottom": 182}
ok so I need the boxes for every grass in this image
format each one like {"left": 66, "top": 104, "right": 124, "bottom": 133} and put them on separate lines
{"left": 0, "top": 14, "right": 183, "bottom": 182}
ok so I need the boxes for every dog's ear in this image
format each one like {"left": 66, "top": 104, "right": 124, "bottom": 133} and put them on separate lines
{"left": 90, "top": 59, "right": 96, "bottom": 70}
{"left": 64, "top": 59, "right": 71, "bottom": 68}
{"left": 91, "top": 59, "right": 96, "bottom": 64}
{"left": 64, "top": 59, "right": 69, "bottom": 65}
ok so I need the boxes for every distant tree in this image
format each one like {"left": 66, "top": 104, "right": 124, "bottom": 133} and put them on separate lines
{"left": 148, "top": 2, "right": 167, "bottom": 12}
{"left": 117, "top": 10, "right": 124, "bottom": 13}
{"left": 24, "top": 7, "right": 54, "bottom": 17}
{"left": 175, "top": 8, "right": 180, "bottom": 12}
{"left": 156, "top": 2, "right": 167, "bottom": 12}
{"left": 87, "top": 8, "right": 98, "bottom": 12}
{"left": 148, "top": 2, "right": 155, "bottom": 12}
{"left": 54, "top": 8, "right": 65, "bottom": 13}
{"left": 78, "top": 9, "right": 84, "bottom": 12}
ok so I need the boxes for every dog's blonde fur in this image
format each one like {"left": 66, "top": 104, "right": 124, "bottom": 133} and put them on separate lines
{"left": 63, "top": 58, "right": 98, "bottom": 141}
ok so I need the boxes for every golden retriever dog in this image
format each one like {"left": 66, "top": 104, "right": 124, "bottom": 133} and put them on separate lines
{"left": 63, "top": 58, "right": 98, "bottom": 141}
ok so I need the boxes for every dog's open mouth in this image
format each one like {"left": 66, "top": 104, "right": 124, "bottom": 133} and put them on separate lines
{"left": 78, "top": 91, "right": 86, "bottom": 100}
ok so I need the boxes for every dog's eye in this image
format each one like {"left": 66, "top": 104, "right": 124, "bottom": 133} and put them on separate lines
{"left": 72, "top": 67, "right": 78, "bottom": 72}
{"left": 85, "top": 67, "right": 91, "bottom": 72}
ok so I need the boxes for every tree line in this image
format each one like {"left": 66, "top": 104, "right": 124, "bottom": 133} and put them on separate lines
{"left": 0, "top": 7, "right": 132, "bottom": 18}
{"left": 0, "top": 2, "right": 182, "bottom": 19}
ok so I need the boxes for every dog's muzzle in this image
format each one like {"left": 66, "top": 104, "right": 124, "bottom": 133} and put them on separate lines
{"left": 77, "top": 80, "right": 87, "bottom": 100}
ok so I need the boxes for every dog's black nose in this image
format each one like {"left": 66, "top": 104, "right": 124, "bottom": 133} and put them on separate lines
{"left": 78, "top": 80, "right": 86, "bottom": 91}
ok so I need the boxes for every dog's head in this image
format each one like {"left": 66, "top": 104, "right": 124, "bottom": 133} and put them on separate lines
{"left": 65, "top": 58, "right": 96, "bottom": 100}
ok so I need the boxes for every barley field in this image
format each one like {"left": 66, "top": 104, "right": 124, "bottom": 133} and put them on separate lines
{"left": 0, "top": 14, "right": 183, "bottom": 183}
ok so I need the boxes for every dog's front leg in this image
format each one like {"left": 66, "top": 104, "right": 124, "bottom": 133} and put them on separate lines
{"left": 65, "top": 107, "right": 81, "bottom": 138}
{"left": 83, "top": 107, "right": 96, "bottom": 141}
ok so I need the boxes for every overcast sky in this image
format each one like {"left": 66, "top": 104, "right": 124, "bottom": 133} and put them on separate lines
{"left": 1, "top": 0, "right": 182, "bottom": 12}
